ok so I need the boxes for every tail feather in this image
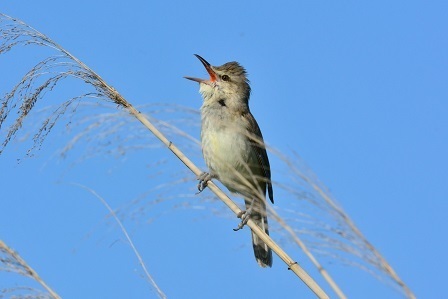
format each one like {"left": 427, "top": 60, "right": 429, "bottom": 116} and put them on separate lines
{"left": 246, "top": 198, "right": 272, "bottom": 267}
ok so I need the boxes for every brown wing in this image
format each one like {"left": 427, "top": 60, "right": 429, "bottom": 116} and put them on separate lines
{"left": 244, "top": 111, "right": 274, "bottom": 204}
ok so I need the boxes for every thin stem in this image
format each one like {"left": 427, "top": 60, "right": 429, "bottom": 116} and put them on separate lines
{"left": 70, "top": 183, "right": 167, "bottom": 299}
{"left": 269, "top": 206, "right": 347, "bottom": 299}
{"left": 308, "top": 181, "right": 416, "bottom": 299}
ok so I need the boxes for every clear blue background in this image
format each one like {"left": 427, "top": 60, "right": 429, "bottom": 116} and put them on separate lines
{"left": 1, "top": 1, "right": 447, "bottom": 298}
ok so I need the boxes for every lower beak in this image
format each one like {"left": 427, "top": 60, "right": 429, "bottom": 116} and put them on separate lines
{"left": 184, "top": 54, "right": 217, "bottom": 83}
{"left": 184, "top": 76, "right": 204, "bottom": 83}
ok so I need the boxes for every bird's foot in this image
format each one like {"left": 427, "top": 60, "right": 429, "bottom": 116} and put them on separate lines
{"left": 233, "top": 208, "right": 252, "bottom": 231}
{"left": 196, "top": 172, "right": 212, "bottom": 193}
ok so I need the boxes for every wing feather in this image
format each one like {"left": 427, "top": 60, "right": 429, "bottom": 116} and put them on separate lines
{"left": 244, "top": 112, "right": 274, "bottom": 203}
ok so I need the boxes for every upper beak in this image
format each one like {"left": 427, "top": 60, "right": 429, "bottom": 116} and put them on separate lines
{"left": 184, "top": 54, "right": 217, "bottom": 83}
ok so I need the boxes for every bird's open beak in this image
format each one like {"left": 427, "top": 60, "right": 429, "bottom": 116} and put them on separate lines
{"left": 184, "top": 54, "right": 217, "bottom": 83}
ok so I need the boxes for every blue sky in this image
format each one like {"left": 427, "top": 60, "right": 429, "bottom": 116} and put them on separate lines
{"left": 1, "top": 1, "right": 447, "bottom": 298}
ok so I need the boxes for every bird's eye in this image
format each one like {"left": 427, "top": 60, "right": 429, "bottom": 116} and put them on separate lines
{"left": 221, "top": 75, "right": 230, "bottom": 81}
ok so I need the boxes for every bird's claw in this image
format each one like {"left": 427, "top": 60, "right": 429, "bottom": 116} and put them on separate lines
{"left": 233, "top": 208, "right": 252, "bottom": 231}
{"left": 197, "top": 172, "right": 212, "bottom": 193}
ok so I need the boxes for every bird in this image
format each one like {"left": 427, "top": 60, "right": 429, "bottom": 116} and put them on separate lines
{"left": 185, "top": 54, "right": 274, "bottom": 267}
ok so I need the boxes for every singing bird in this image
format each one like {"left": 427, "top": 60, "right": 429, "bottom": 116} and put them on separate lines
{"left": 185, "top": 55, "right": 274, "bottom": 267}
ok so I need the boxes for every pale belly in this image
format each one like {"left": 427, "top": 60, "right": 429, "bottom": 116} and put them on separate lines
{"left": 201, "top": 126, "right": 255, "bottom": 193}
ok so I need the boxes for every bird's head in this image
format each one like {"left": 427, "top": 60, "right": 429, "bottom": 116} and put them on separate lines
{"left": 185, "top": 54, "right": 251, "bottom": 104}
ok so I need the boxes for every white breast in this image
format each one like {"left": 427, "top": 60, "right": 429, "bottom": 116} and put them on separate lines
{"left": 201, "top": 110, "right": 253, "bottom": 193}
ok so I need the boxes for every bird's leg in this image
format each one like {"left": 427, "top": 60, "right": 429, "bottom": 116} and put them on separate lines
{"left": 197, "top": 172, "right": 213, "bottom": 193}
{"left": 233, "top": 199, "right": 254, "bottom": 231}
